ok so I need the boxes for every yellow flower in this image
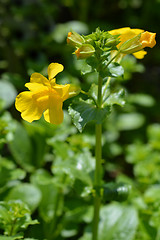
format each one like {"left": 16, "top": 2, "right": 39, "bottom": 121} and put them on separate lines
{"left": 15, "top": 63, "right": 78, "bottom": 125}
{"left": 109, "top": 27, "right": 156, "bottom": 59}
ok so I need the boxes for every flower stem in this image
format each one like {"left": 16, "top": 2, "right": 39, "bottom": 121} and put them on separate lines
{"left": 105, "top": 51, "right": 120, "bottom": 69}
{"left": 92, "top": 74, "right": 103, "bottom": 240}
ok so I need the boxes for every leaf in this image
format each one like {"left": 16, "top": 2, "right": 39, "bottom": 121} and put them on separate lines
{"left": 128, "top": 93, "right": 155, "bottom": 107}
{"left": 0, "top": 80, "right": 17, "bottom": 109}
{"left": 147, "top": 124, "right": 160, "bottom": 149}
{"left": 24, "top": 239, "right": 38, "bottom": 240}
{"left": 0, "top": 156, "right": 26, "bottom": 193}
{"left": 144, "top": 185, "right": 160, "bottom": 204}
{"left": 100, "top": 62, "right": 124, "bottom": 78}
{"left": 52, "top": 21, "right": 88, "bottom": 43}
{"left": 0, "top": 235, "right": 23, "bottom": 240}
{"left": 88, "top": 84, "right": 125, "bottom": 108}
{"left": 116, "top": 113, "right": 145, "bottom": 130}
{"left": 30, "top": 170, "right": 59, "bottom": 222}
{"left": 108, "top": 62, "right": 124, "bottom": 78}
{"left": 75, "top": 59, "right": 92, "bottom": 75}
{"left": 103, "top": 89, "right": 125, "bottom": 107}
{"left": 99, "top": 203, "right": 138, "bottom": 240}
{"left": 68, "top": 98, "right": 111, "bottom": 132}
{"left": 0, "top": 200, "right": 38, "bottom": 236}
{"left": 102, "top": 182, "right": 131, "bottom": 202}
{"left": 51, "top": 143, "right": 95, "bottom": 187}
{"left": 8, "top": 122, "right": 34, "bottom": 172}
{"left": 78, "top": 233, "right": 92, "bottom": 240}
{"left": 5, "top": 183, "right": 41, "bottom": 212}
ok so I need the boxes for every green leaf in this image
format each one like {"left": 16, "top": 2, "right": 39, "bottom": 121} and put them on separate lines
{"left": 8, "top": 122, "right": 34, "bottom": 172}
{"left": 52, "top": 21, "right": 88, "bottom": 43}
{"left": 68, "top": 98, "right": 111, "bottom": 132}
{"left": 0, "top": 200, "right": 38, "bottom": 236}
{"left": 103, "top": 89, "right": 125, "bottom": 107}
{"left": 99, "top": 203, "right": 138, "bottom": 240}
{"left": 100, "top": 62, "right": 124, "bottom": 78}
{"left": 147, "top": 124, "right": 160, "bottom": 149}
{"left": 51, "top": 143, "right": 95, "bottom": 187}
{"left": 5, "top": 183, "right": 41, "bottom": 212}
{"left": 88, "top": 84, "right": 125, "bottom": 108}
{"left": 0, "top": 235, "right": 23, "bottom": 240}
{"left": 78, "top": 233, "right": 92, "bottom": 240}
{"left": 102, "top": 182, "right": 131, "bottom": 202}
{"left": 144, "top": 185, "right": 160, "bottom": 204}
{"left": 0, "top": 156, "right": 26, "bottom": 192}
{"left": 24, "top": 239, "right": 38, "bottom": 240}
{"left": 108, "top": 62, "right": 124, "bottom": 78}
{"left": 0, "top": 80, "right": 17, "bottom": 109}
{"left": 128, "top": 93, "right": 155, "bottom": 107}
{"left": 116, "top": 113, "right": 145, "bottom": 130}
{"left": 30, "top": 170, "right": 59, "bottom": 222}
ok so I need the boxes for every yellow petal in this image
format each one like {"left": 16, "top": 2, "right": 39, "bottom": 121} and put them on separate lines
{"left": 133, "top": 50, "right": 147, "bottom": 59}
{"left": 52, "top": 84, "right": 70, "bottom": 101}
{"left": 43, "top": 94, "right": 63, "bottom": 124}
{"left": 140, "top": 31, "right": 156, "bottom": 48}
{"left": 25, "top": 82, "right": 49, "bottom": 92}
{"left": 48, "top": 63, "right": 64, "bottom": 81}
{"left": 15, "top": 91, "right": 44, "bottom": 123}
{"left": 30, "top": 73, "right": 50, "bottom": 86}
{"left": 109, "top": 27, "right": 144, "bottom": 47}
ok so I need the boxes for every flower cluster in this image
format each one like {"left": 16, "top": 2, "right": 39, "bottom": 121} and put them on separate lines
{"left": 67, "top": 27, "right": 156, "bottom": 60}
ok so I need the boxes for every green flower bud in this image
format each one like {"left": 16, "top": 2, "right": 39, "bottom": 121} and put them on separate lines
{"left": 105, "top": 37, "right": 120, "bottom": 47}
{"left": 118, "top": 34, "right": 142, "bottom": 54}
{"left": 67, "top": 31, "right": 84, "bottom": 47}
{"left": 75, "top": 44, "right": 95, "bottom": 59}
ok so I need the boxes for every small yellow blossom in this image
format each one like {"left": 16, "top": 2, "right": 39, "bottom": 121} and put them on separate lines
{"left": 109, "top": 27, "right": 156, "bottom": 59}
{"left": 15, "top": 63, "right": 79, "bottom": 125}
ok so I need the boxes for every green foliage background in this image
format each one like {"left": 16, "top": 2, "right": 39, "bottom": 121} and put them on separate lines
{"left": 0, "top": 0, "right": 160, "bottom": 239}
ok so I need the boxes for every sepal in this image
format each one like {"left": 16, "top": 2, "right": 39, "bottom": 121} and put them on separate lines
{"left": 75, "top": 44, "right": 95, "bottom": 59}
{"left": 67, "top": 30, "right": 85, "bottom": 47}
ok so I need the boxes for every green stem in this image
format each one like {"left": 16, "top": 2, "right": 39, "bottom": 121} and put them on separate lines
{"left": 102, "top": 76, "right": 111, "bottom": 101}
{"left": 81, "top": 89, "right": 88, "bottom": 96}
{"left": 92, "top": 74, "right": 103, "bottom": 240}
{"left": 105, "top": 51, "right": 120, "bottom": 69}
{"left": 9, "top": 218, "right": 17, "bottom": 236}
{"left": 47, "top": 175, "right": 66, "bottom": 240}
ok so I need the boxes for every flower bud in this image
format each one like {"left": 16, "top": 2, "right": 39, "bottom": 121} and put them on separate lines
{"left": 119, "top": 34, "right": 141, "bottom": 54}
{"left": 67, "top": 31, "right": 84, "bottom": 47}
{"left": 105, "top": 37, "right": 120, "bottom": 47}
{"left": 75, "top": 44, "right": 95, "bottom": 59}
{"left": 119, "top": 31, "right": 156, "bottom": 55}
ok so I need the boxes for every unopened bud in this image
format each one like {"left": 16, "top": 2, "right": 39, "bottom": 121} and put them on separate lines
{"left": 105, "top": 37, "right": 120, "bottom": 47}
{"left": 75, "top": 44, "right": 95, "bottom": 59}
{"left": 119, "top": 34, "right": 142, "bottom": 54}
{"left": 119, "top": 31, "right": 156, "bottom": 55}
{"left": 67, "top": 31, "right": 84, "bottom": 47}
